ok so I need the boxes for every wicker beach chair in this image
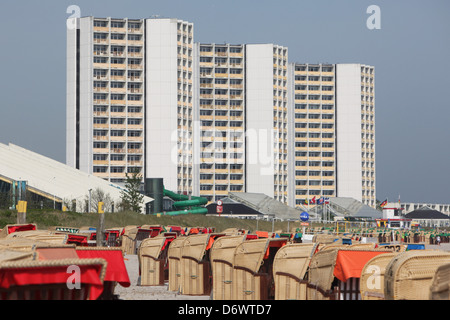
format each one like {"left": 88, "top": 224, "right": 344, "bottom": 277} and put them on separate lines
{"left": 180, "top": 233, "right": 225, "bottom": 295}
{"left": 121, "top": 226, "right": 139, "bottom": 255}
{"left": 384, "top": 250, "right": 450, "bottom": 300}
{"left": 210, "top": 235, "right": 246, "bottom": 300}
{"left": 360, "top": 252, "right": 399, "bottom": 300}
{"left": 307, "top": 248, "right": 339, "bottom": 300}
{"left": 138, "top": 236, "right": 175, "bottom": 286}
{"left": 429, "top": 262, "right": 450, "bottom": 300}
{"left": 0, "top": 258, "right": 107, "bottom": 300}
{"left": 308, "top": 248, "right": 393, "bottom": 300}
{"left": 232, "top": 238, "right": 288, "bottom": 300}
{"left": 273, "top": 243, "right": 318, "bottom": 300}
{"left": 167, "top": 236, "right": 187, "bottom": 292}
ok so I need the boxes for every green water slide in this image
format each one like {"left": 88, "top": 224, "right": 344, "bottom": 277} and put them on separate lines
{"left": 162, "top": 188, "right": 208, "bottom": 216}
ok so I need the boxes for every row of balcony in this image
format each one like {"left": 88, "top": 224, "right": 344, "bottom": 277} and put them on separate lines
{"left": 93, "top": 160, "right": 143, "bottom": 166}
{"left": 93, "top": 26, "right": 144, "bottom": 34}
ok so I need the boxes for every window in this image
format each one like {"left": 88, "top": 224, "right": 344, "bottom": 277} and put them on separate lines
{"left": 94, "top": 20, "right": 108, "bottom": 27}
{"left": 93, "top": 118, "right": 108, "bottom": 124}
{"left": 128, "top": 143, "right": 141, "bottom": 149}
{"left": 94, "top": 81, "right": 107, "bottom": 88}
{"left": 93, "top": 130, "right": 107, "bottom": 136}
{"left": 128, "top": 94, "right": 141, "bottom": 101}
{"left": 93, "top": 105, "right": 107, "bottom": 113}
{"left": 111, "top": 94, "right": 124, "bottom": 100}
{"left": 128, "top": 118, "right": 141, "bottom": 125}
{"left": 93, "top": 142, "right": 107, "bottom": 148}
{"left": 93, "top": 57, "right": 108, "bottom": 64}
{"left": 111, "top": 21, "right": 125, "bottom": 28}
{"left": 128, "top": 106, "right": 141, "bottom": 113}
{"left": 128, "top": 34, "right": 142, "bottom": 41}
{"left": 93, "top": 154, "right": 107, "bottom": 161}
{"left": 93, "top": 166, "right": 107, "bottom": 173}
{"left": 94, "top": 69, "right": 107, "bottom": 77}
{"left": 111, "top": 154, "right": 124, "bottom": 161}
{"left": 127, "top": 130, "right": 141, "bottom": 137}
{"left": 111, "top": 118, "right": 124, "bottom": 125}
{"left": 128, "top": 22, "right": 141, "bottom": 30}
{"left": 110, "top": 130, "right": 124, "bottom": 136}
{"left": 111, "top": 58, "right": 125, "bottom": 64}
{"left": 111, "top": 82, "right": 125, "bottom": 89}
{"left": 94, "top": 93, "right": 108, "bottom": 101}
{"left": 128, "top": 46, "right": 141, "bottom": 53}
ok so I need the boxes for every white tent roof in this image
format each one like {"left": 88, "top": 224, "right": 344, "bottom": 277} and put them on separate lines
{"left": 227, "top": 192, "right": 314, "bottom": 220}
{"left": 0, "top": 143, "right": 152, "bottom": 213}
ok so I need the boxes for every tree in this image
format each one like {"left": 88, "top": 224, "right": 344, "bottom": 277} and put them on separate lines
{"left": 83, "top": 188, "right": 113, "bottom": 213}
{"left": 120, "top": 169, "right": 144, "bottom": 213}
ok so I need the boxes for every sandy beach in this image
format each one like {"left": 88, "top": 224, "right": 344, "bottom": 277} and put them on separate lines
{"left": 114, "top": 242, "right": 450, "bottom": 300}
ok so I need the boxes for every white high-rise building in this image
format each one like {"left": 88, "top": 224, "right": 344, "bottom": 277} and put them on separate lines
{"left": 288, "top": 63, "right": 376, "bottom": 208}
{"left": 67, "top": 17, "right": 193, "bottom": 194}
{"left": 67, "top": 16, "right": 375, "bottom": 209}
{"left": 335, "top": 64, "right": 375, "bottom": 207}
{"left": 245, "top": 44, "right": 289, "bottom": 203}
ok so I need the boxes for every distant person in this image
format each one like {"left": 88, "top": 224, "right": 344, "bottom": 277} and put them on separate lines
{"left": 436, "top": 235, "right": 441, "bottom": 246}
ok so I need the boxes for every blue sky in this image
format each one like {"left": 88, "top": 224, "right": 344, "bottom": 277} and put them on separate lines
{"left": 0, "top": 0, "right": 449, "bottom": 204}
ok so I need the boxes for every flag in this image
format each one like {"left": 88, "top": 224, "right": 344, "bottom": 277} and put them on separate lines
{"left": 398, "top": 195, "right": 401, "bottom": 204}
{"left": 380, "top": 199, "right": 388, "bottom": 207}
{"left": 318, "top": 197, "right": 324, "bottom": 205}
{"left": 324, "top": 197, "right": 330, "bottom": 204}
{"left": 309, "top": 196, "right": 316, "bottom": 204}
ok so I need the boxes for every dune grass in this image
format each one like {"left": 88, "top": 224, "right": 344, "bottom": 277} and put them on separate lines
{"left": 0, "top": 208, "right": 310, "bottom": 233}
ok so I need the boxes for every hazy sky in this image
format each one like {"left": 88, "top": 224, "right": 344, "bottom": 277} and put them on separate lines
{"left": 0, "top": 0, "right": 449, "bottom": 204}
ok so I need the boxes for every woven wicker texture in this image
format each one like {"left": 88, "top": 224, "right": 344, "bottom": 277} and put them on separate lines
{"left": 6, "top": 230, "right": 68, "bottom": 245}
{"left": 233, "top": 239, "right": 269, "bottom": 274}
{"left": 210, "top": 235, "right": 246, "bottom": 300}
{"left": 121, "top": 226, "right": 139, "bottom": 255}
{"left": 429, "top": 262, "right": 450, "bottom": 300}
{"left": 180, "top": 234, "right": 212, "bottom": 295}
{"left": 167, "top": 237, "right": 187, "bottom": 292}
{"left": 308, "top": 248, "right": 339, "bottom": 291}
{"left": 232, "top": 239, "right": 283, "bottom": 300}
{"left": 360, "top": 252, "right": 398, "bottom": 300}
{"left": 273, "top": 243, "right": 318, "bottom": 300}
{"left": 0, "top": 258, "right": 107, "bottom": 300}
{"left": 138, "top": 237, "right": 167, "bottom": 286}
{"left": 0, "top": 248, "right": 35, "bottom": 264}
{"left": 0, "top": 237, "right": 61, "bottom": 252}
{"left": 384, "top": 250, "right": 450, "bottom": 300}
{"left": 0, "top": 224, "right": 37, "bottom": 239}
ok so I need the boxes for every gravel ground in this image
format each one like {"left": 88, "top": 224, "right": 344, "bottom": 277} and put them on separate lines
{"left": 114, "top": 242, "right": 450, "bottom": 300}
{"left": 115, "top": 254, "right": 210, "bottom": 300}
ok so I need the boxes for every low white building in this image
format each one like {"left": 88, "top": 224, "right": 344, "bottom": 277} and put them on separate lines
{"left": 0, "top": 143, "right": 153, "bottom": 213}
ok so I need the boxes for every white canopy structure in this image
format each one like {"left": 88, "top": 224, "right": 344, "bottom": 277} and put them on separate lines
{"left": 0, "top": 143, "right": 152, "bottom": 213}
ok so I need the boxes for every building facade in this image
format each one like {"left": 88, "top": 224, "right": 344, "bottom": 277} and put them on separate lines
{"left": 67, "top": 17, "right": 193, "bottom": 193}
{"left": 288, "top": 63, "right": 376, "bottom": 209}
{"left": 195, "top": 43, "right": 246, "bottom": 202}
{"left": 67, "top": 16, "right": 376, "bottom": 208}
